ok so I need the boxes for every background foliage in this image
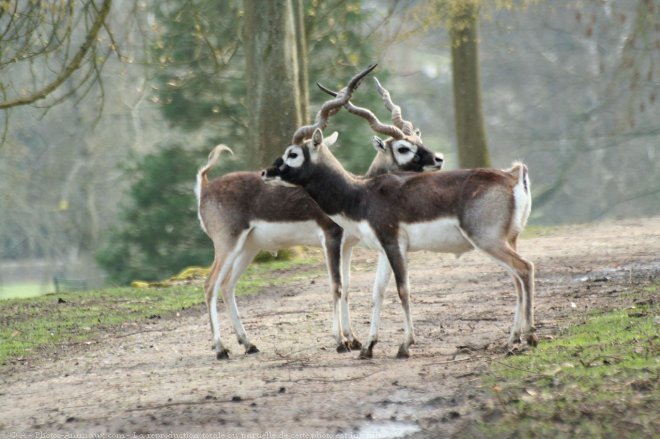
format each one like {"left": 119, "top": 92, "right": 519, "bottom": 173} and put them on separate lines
{"left": 0, "top": 0, "right": 658, "bottom": 289}
{"left": 150, "top": 0, "right": 384, "bottom": 174}
{"left": 97, "top": 145, "right": 212, "bottom": 284}
{"left": 94, "top": 0, "right": 386, "bottom": 283}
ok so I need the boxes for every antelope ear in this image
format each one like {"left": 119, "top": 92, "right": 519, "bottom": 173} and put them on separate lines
{"left": 371, "top": 136, "right": 386, "bottom": 152}
{"left": 325, "top": 131, "right": 339, "bottom": 147}
{"left": 312, "top": 128, "right": 324, "bottom": 149}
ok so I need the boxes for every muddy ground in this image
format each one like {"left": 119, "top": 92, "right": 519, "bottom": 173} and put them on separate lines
{"left": 1, "top": 218, "right": 658, "bottom": 438}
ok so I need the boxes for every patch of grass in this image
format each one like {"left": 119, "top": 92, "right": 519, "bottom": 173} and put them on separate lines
{"left": 473, "top": 284, "right": 659, "bottom": 438}
{"left": 0, "top": 253, "right": 322, "bottom": 366}
{"left": 0, "top": 282, "right": 53, "bottom": 300}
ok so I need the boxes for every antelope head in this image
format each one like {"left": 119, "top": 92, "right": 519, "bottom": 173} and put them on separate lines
{"left": 316, "top": 77, "right": 444, "bottom": 174}
{"left": 262, "top": 65, "right": 377, "bottom": 186}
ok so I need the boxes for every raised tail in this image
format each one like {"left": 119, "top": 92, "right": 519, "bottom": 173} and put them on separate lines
{"left": 195, "top": 145, "right": 233, "bottom": 199}
{"left": 195, "top": 144, "right": 233, "bottom": 233}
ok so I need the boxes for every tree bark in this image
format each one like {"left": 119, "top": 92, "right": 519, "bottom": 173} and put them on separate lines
{"left": 450, "top": 1, "right": 491, "bottom": 168}
{"left": 292, "top": 0, "right": 309, "bottom": 122}
{"left": 244, "top": 0, "right": 303, "bottom": 168}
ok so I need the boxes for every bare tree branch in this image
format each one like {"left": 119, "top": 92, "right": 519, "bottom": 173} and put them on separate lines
{"left": 0, "top": 0, "right": 112, "bottom": 109}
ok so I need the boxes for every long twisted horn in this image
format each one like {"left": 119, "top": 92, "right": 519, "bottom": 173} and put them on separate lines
{"left": 373, "top": 77, "right": 415, "bottom": 135}
{"left": 291, "top": 64, "right": 377, "bottom": 144}
{"left": 316, "top": 82, "right": 405, "bottom": 140}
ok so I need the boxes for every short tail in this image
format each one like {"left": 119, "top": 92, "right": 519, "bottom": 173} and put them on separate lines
{"left": 195, "top": 145, "right": 233, "bottom": 234}
{"left": 508, "top": 161, "right": 531, "bottom": 234}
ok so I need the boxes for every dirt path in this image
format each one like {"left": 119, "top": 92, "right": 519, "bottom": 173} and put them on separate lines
{"left": 1, "top": 218, "right": 658, "bottom": 438}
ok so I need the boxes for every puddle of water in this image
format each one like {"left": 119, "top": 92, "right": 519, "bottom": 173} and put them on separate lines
{"left": 356, "top": 421, "right": 421, "bottom": 439}
{"left": 574, "top": 261, "right": 660, "bottom": 283}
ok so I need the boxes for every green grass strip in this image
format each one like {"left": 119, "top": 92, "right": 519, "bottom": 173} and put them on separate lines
{"left": 474, "top": 284, "right": 659, "bottom": 438}
{"left": 0, "top": 255, "right": 322, "bottom": 365}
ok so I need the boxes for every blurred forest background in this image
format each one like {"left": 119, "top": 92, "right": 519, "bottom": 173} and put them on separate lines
{"left": 1, "top": 0, "right": 658, "bottom": 293}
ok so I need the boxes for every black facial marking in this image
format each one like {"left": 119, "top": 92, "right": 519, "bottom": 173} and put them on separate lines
{"left": 263, "top": 157, "right": 285, "bottom": 178}
{"left": 302, "top": 145, "right": 311, "bottom": 162}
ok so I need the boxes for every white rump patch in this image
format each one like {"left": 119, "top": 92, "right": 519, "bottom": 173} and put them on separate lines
{"left": 511, "top": 171, "right": 531, "bottom": 234}
{"left": 195, "top": 185, "right": 207, "bottom": 235}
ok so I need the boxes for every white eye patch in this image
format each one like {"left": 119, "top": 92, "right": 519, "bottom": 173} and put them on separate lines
{"left": 391, "top": 140, "right": 418, "bottom": 164}
{"left": 284, "top": 146, "right": 305, "bottom": 168}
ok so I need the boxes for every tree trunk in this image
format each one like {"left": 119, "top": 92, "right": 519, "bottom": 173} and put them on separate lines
{"left": 450, "top": 1, "right": 491, "bottom": 168}
{"left": 244, "top": 0, "right": 303, "bottom": 168}
{"left": 292, "top": 0, "right": 309, "bottom": 122}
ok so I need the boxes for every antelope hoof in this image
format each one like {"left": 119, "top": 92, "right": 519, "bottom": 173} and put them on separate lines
{"left": 336, "top": 342, "right": 351, "bottom": 353}
{"left": 508, "top": 334, "right": 523, "bottom": 346}
{"left": 506, "top": 344, "right": 527, "bottom": 356}
{"left": 245, "top": 344, "right": 260, "bottom": 355}
{"left": 358, "top": 348, "right": 372, "bottom": 360}
{"left": 526, "top": 333, "right": 539, "bottom": 347}
{"left": 349, "top": 339, "right": 363, "bottom": 350}
{"left": 396, "top": 345, "right": 410, "bottom": 359}
{"left": 359, "top": 340, "right": 377, "bottom": 359}
{"left": 216, "top": 349, "right": 230, "bottom": 360}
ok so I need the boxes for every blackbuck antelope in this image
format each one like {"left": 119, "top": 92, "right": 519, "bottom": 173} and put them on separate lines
{"left": 316, "top": 77, "right": 446, "bottom": 349}
{"left": 196, "top": 65, "right": 443, "bottom": 359}
{"left": 263, "top": 128, "right": 536, "bottom": 359}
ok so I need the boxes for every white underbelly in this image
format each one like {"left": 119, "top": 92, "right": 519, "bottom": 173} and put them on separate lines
{"left": 248, "top": 220, "right": 323, "bottom": 250}
{"left": 401, "top": 218, "right": 473, "bottom": 254}
{"left": 330, "top": 215, "right": 383, "bottom": 251}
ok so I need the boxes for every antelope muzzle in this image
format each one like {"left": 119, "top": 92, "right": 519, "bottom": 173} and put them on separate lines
{"left": 261, "top": 157, "right": 288, "bottom": 181}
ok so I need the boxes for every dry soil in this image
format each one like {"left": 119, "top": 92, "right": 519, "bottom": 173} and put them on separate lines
{"left": 1, "top": 217, "right": 658, "bottom": 438}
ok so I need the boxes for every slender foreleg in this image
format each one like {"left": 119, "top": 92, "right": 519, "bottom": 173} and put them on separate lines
{"left": 340, "top": 236, "right": 361, "bottom": 350}
{"left": 222, "top": 245, "right": 261, "bottom": 354}
{"left": 386, "top": 243, "right": 414, "bottom": 359}
{"left": 321, "top": 229, "right": 349, "bottom": 352}
{"left": 359, "top": 253, "right": 392, "bottom": 359}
